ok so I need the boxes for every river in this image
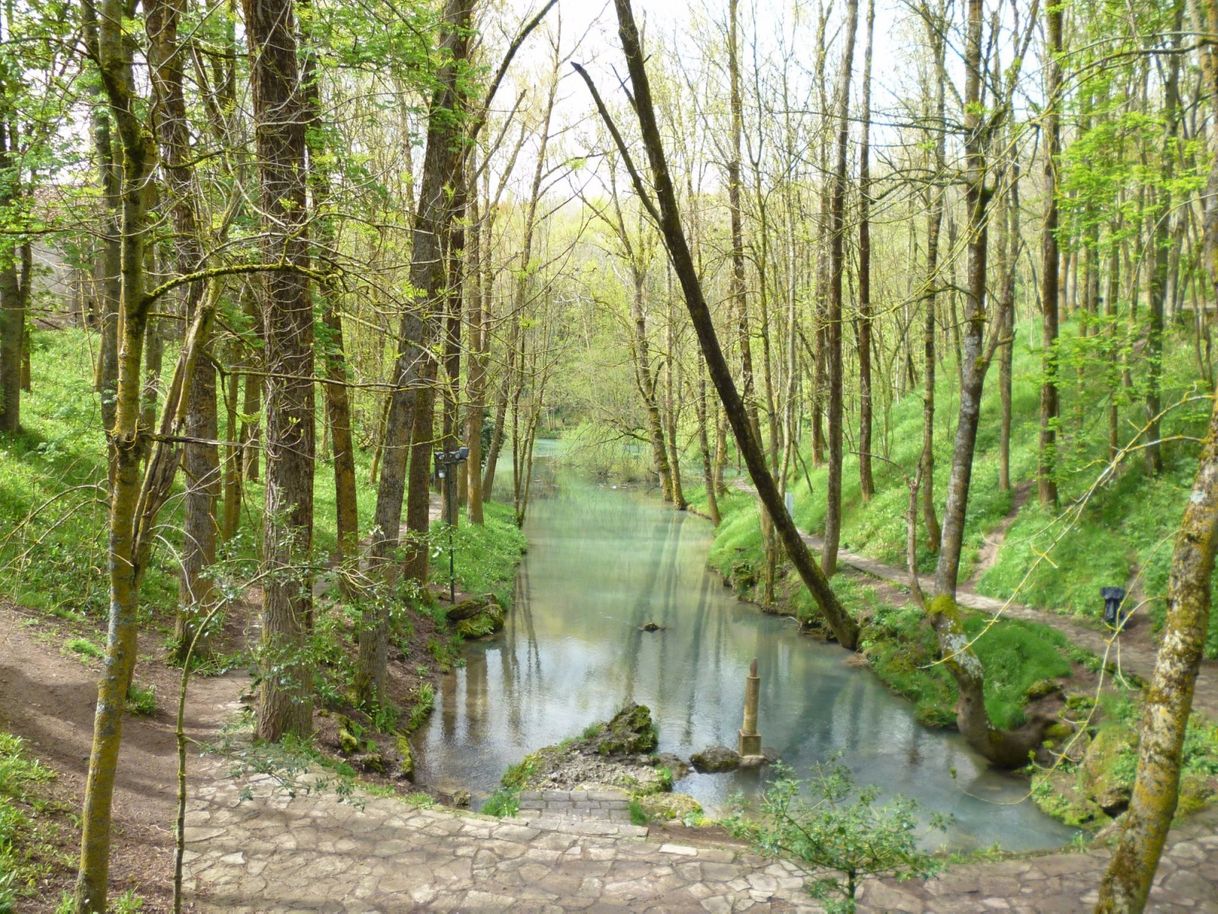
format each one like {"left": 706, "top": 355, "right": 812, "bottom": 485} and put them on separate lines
{"left": 413, "top": 455, "right": 1076, "bottom": 852}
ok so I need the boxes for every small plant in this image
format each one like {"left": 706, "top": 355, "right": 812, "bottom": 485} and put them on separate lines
{"left": 481, "top": 787, "right": 519, "bottom": 818}
{"left": 729, "top": 759, "right": 945, "bottom": 914}
{"left": 125, "top": 682, "right": 156, "bottom": 716}
{"left": 404, "top": 683, "right": 435, "bottom": 733}
{"left": 64, "top": 637, "right": 104, "bottom": 662}
{"left": 111, "top": 889, "right": 145, "bottom": 913}
{"left": 628, "top": 798, "right": 649, "bottom": 826}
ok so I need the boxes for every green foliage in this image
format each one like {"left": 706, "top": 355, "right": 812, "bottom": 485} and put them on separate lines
{"left": 860, "top": 602, "right": 1078, "bottom": 731}
{"left": 125, "top": 682, "right": 157, "bottom": 716}
{"left": 404, "top": 683, "right": 435, "bottom": 734}
{"left": 480, "top": 787, "right": 519, "bottom": 818}
{"left": 64, "top": 637, "right": 103, "bottom": 662}
{"left": 429, "top": 500, "right": 526, "bottom": 608}
{"left": 628, "top": 798, "right": 649, "bottom": 826}
{"left": 0, "top": 732, "right": 62, "bottom": 913}
{"left": 729, "top": 759, "right": 944, "bottom": 914}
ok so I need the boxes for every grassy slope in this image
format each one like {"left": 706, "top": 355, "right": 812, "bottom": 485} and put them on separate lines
{"left": 692, "top": 318, "right": 1216, "bottom": 656}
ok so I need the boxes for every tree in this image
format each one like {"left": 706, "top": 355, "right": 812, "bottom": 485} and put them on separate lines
{"left": 242, "top": 0, "right": 316, "bottom": 743}
{"left": 856, "top": 0, "right": 876, "bottom": 503}
{"left": 577, "top": 0, "right": 860, "bottom": 649}
{"left": 1038, "top": 0, "right": 1062, "bottom": 508}
{"left": 361, "top": 0, "right": 477, "bottom": 703}
{"left": 822, "top": 0, "right": 860, "bottom": 577}
{"left": 1094, "top": 3, "right": 1218, "bottom": 906}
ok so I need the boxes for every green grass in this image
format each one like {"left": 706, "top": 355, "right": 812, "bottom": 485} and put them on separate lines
{"left": 428, "top": 500, "right": 527, "bottom": 608}
{"left": 0, "top": 732, "right": 64, "bottom": 912}
{"left": 480, "top": 787, "right": 520, "bottom": 818}
{"left": 695, "top": 320, "right": 1218, "bottom": 656}
{"left": 859, "top": 597, "right": 1077, "bottom": 731}
{"left": 63, "top": 637, "right": 103, "bottom": 662}
{"left": 125, "top": 682, "right": 157, "bottom": 716}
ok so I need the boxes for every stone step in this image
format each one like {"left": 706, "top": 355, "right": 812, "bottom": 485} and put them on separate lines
{"left": 516, "top": 788, "right": 635, "bottom": 826}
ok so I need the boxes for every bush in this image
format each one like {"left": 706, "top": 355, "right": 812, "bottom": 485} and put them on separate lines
{"left": 729, "top": 759, "right": 944, "bottom": 914}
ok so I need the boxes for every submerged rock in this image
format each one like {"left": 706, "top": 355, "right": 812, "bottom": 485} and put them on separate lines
{"left": 690, "top": 745, "right": 741, "bottom": 773}
{"left": 640, "top": 622, "right": 666, "bottom": 632}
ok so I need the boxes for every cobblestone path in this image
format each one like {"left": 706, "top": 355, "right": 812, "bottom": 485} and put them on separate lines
{"left": 185, "top": 768, "right": 1218, "bottom": 912}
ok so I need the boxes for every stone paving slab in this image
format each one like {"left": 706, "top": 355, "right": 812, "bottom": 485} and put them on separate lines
{"left": 184, "top": 768, "right": 819, "bottom": 912}
{"left": 185, "top": 764, "right": 1218, "bottom": 912}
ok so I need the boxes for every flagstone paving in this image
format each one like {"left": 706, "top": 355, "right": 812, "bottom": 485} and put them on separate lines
{"left": 184, "top": 766, "right": 1218, "bottom": 912}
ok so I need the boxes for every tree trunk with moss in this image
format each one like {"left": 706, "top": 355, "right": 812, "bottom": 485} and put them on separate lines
{"left": 243, "top": 0, "right": 316, "bottom": 743}
{"left": 1094, "top": 3, "right": 1218, "bottom": 906}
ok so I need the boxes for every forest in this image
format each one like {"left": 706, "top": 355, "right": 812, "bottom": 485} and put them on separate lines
{"left": 1, "top": 0, "right": 1217, "bottom": 911}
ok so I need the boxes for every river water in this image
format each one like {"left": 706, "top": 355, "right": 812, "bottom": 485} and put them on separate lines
{"left": 413, "top": 458, "right": 1076, "bottom": 852}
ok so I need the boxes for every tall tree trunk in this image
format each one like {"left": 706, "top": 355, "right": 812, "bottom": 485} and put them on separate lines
{"left": 0, "top": 4, "right": 23, "bottom": 434}
{"left": 580, "top": 0, "right": 859, "bottom": 649}
{"left": 148, "top": 0, "right": 219, "bottom": 662}
{"left": 927, "top": 0, "right": 1035, "bottom": 769}
{"left": 857, "top": 0, "right": 876, "bottom": 503}
{"left": 920, "top": 2, "right": 946, "bottom": 552}
{"left": 823, "top": 0, "right": 860, "bottom": 577}
{"left": 360, "top": 0, "right": 475, "bottom": 703}
{"left": 82, "top": 0, "right": 122, "bottom": 441}
{"left": 1144, "top": 5, "right": 1182, "bottom": 477}
{"left": 1038, "top": 0, "right": 1062, "bottom": 508}
{"left": 727, "top": 0, "right": 759, "bottom": 446}
{"left": 697, "top": 370, "right": 721, "bottom": 525}
{"left": 74, "top": 1, "right": 157, "bottom": 907}
{"left": 1095, "top": 4, "right": 1218, "bottom": 904}
{"left": 300, "top": 4, "right": 358, "bottom": 560}
{"left": 465, "top": 175, "right": 488, "bottom": 524}
{"left": 243, "top": 0, "right": 316, "bottom": 743}
{"left": 998, "top": 165, "right": 1020, "bottom": 493}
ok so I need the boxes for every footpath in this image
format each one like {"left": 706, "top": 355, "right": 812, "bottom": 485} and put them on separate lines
{"left": 183, "top": 767, "right": 1218, "bottom": 911}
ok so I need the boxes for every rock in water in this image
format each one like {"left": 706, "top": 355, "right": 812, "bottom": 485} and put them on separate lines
{"left": 640, "top": 622, "right": 665, "bottom": 632}
{"left": 690, "top": 745, "right": 742, "bottom": 773}
{"left": 588, "top": 703, "right": 659, "bottom": 756}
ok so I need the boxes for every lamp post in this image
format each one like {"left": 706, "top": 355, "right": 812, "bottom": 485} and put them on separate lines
{"left": 434, "top": 447, "right": 469, "bottom": 602}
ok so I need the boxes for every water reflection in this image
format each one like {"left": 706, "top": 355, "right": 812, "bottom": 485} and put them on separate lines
{"left": 413, "top": 465, "right": 1075, "bottom": 852}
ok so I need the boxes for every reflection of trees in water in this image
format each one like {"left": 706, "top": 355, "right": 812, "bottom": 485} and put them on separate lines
{"left": 466, "top": 648, "right": 487, "bottom": 739}
{"left": 619, "top": 503, "right": 677, "bottom": 705}
{"left": 441, "top": 667, "right": 458, "bottom": 741}
{"left": 680, "top": 559, "right": 716, "bottom": 745}
{"left": 500, "top": 558, "right": 541, "bottom": 737}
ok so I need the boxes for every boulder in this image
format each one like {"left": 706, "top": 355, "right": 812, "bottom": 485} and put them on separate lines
{"left": 1084, "top": 725, "right": 1137, "bottom": 816}
{"left": 588, "top": 703, "right": 659, "bottom": 756}
{"left": 638, "top": 792, "right": 703, "bottom": 822}
{"left": 690, "top": 745, "right": 741, "bottom": 773}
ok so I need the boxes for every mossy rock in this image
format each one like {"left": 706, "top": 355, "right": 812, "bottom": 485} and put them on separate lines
{"left": 1083, "top": 724, "right": 1138, "bottom": 816}
{"left": 338, "top": 717, "right": 360, "bottom": 755}
{"left": 731, "top": 561, "right": 757, "bottom": 591}
{"left": 396, "top": 733, "right": 415, "bottom": 780}
{"left": 1032, "top": 767, "right": 1105, "bottom": 827}
{"left": 637, "top": 792, "right": 702, "bottom": 822}
{"left": 1177, "top": 773, "right": 1214, "bottom": 816}
{"left": 1025, "top": 678, "right": 1062, "bottom": 701}
{"left": 588, "top": 703, "right": 659, "bottom": 756}
{"left": 455, "top": 601, "right": 506, "bottom": 640}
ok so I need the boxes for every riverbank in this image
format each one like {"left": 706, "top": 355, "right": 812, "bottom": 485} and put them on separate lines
{"left": 685, "top": 480, "right": 1218, "bottom": 833}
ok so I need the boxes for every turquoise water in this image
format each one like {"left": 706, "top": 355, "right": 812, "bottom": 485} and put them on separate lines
{"left": 414, "top": 463, "right": 1076, "bottom": 852}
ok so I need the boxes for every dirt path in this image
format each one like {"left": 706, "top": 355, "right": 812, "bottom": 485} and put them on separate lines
{"left": 0, "top": 601, "right": 249, "bottom": 911}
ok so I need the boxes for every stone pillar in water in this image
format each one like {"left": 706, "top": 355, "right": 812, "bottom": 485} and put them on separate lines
{"left": 738, "top": 658, "right": 762, "bottom": 759}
